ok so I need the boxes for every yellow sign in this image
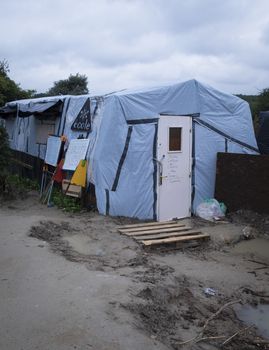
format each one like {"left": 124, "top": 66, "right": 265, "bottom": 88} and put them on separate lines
{"left": 70, "top": 160, "right": 87, "bottom": 187}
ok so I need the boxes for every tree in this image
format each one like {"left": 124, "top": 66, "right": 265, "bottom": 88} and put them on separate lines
{"left": 255, "top": 88, "right": 269, "bottom": 112}
{"left": 0, "top": 59, "right": 9, "bottom": 76}
{"left": 47, "top": 73, "right": 89, "bottom": 96}
{"left": 0, "top": 60, "right": 34, "bottom": 106}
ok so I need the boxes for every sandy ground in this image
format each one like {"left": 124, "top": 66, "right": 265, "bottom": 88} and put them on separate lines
{"left": 0, "top": 191, "right": 269, "bottom": 350}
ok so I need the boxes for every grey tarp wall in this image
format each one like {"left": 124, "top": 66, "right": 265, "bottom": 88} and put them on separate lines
{"left": 1, "top": 80, "right": 259, "bottom": 220}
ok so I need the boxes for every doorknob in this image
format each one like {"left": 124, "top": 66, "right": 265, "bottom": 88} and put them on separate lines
{"left": 159, "top": 175, "right": 167, "bottom": 185}
{"left": 153, "top": 155, "right": 166, "bottom": 185}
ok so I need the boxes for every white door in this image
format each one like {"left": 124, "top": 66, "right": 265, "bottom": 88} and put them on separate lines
{"left": 157, "top": 115, "right": 192, "bottom": 221}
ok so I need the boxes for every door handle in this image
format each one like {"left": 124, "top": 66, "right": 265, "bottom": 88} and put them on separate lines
{"left": 160, "top": 175, "right": 167, "bottom": 185}
{"left": 153, "top": 155, "right": 165, "bottom": 186}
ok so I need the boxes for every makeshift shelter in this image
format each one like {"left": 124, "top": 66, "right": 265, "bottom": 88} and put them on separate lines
{"left": 0, "top": 79, "right": 259, "bottom": 221}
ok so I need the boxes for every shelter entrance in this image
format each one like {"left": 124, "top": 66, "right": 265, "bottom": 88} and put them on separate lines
{"left": 157, "top": 115, "right": 192, "bottom": 221}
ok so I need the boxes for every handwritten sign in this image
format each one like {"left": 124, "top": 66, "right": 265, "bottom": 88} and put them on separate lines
{"left": 167, "top": 154, "right": 181, "bottom": 183}
{"left": 44, "top": 136, "right": 62, "bottom": 166}
{"left": 63, "top": 138, "right": 90, "bottom": 171}
{"left": 71, "top": 98, "right": 91, "bottom": 132}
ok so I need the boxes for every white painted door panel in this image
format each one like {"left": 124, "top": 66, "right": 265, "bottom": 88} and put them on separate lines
{"left": 157, "top": 116, "right": 192, "bottom": 221}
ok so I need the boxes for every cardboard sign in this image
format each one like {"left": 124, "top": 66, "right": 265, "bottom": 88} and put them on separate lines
{"left": 63, "top": 138, "right": 90, "bottom": 171}
{"left": 44, "top": 136, "right": 62, "bottom": 166}
{"left": 71, "top": 160, "right": 87, "bottom": 187}
{"left": 71, "top": 98, "right": 91, "bottom": 132}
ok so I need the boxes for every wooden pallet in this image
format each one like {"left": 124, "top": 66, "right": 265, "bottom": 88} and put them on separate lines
{"left": 118, "top": 221, "right": 210, "bottom": 248}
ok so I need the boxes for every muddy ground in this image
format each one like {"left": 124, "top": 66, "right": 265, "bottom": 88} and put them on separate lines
{"left": 1, "top": 191, "right": 269, "bottom": 349}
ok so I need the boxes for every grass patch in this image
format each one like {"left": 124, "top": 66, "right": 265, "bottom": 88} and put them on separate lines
{"left": 2, "top": 174, "right": 39, "bottom": 199}
{"left": 51, "top": 189, "right": 81, "bottom": 213}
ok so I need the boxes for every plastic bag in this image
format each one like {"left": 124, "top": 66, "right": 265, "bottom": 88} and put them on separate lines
{"left": 196, "top": 198, "right": 225, "bottom": 221}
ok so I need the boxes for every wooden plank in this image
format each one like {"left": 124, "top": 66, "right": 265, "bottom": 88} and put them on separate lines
{"left": 11, "top": 158, "right": 33, "bottom": 170}
{"left": 134, "top": 230, "right": 202, "bottom": 241}
{"left": 117, "top": 220, "right": 181, "bottom": 230}
{"left": 119, "top": 223, "right": 186, "bottom": 233}
{"left": 142, "top": 233, "right": 210, "bottom": 246}
{"left": 119, "top": 226, "right": 192, "bottom": 236}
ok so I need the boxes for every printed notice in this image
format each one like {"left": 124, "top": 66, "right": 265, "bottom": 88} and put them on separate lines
{"left": 63, "top": 138, "right": 90, "bottom": 171}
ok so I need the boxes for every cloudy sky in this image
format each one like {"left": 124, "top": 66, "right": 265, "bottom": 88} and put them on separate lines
{"left": 1, "top": 0, "right": 269, "bottom": 95}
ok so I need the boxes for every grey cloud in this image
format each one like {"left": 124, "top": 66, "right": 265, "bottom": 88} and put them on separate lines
{"left": 1, "top": 0, "right": 269, "bottom": 94}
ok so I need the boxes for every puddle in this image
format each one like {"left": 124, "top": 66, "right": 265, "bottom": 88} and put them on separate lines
{"left": 65, "top": 234, "right": 96, "bottom": 256}
{"left": 232, "top": 238, "right": 269, "bottom": 263}
{"left": 235, "top": 304, "right": 269, "bottom": 339}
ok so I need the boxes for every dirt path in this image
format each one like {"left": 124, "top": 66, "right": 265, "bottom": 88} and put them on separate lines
{"left": 0, "top": 192, "right": 268, "bottom": 349}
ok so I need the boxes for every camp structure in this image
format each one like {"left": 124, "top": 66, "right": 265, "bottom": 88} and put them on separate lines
{"left": 0, "top": 79, "right": 259, "bottom": 221}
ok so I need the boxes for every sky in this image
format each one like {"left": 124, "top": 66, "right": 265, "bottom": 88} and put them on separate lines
{"left": 1, "top": 0, "right": 269, "bottom": 95}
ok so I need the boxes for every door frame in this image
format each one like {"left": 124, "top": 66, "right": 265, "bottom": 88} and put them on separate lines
{"left": 155, "top": 115, "right": 193, "bottom": 221}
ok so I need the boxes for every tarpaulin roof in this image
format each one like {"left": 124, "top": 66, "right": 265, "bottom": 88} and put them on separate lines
{"left": 18, "top": 100, "right": 63, "bottom": 118}
{"left": 0, "top": 105, "right": 17, "bottom": 118}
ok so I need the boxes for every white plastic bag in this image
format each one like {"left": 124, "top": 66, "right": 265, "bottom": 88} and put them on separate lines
{"left": 196, "top": 199, "right": 225, "bottom": 221}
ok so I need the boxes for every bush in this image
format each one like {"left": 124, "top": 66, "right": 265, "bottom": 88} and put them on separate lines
{"left": 52, "top": 189, "right": 81, "bottom": 212}
{"left": 0, "top": 125, "right": 11, "bottom": 193}
{"left": 2, "top": 174, "right": 39, "bottom": 199}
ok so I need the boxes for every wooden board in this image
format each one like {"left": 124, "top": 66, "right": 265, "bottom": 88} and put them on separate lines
{"left": 11, "top": 158, "right": 33, "bottom": 170}
{"left": 134, "top": 230, "right": 202, "bottom": 241}
{"left": 117, "top": 221, "right": 210, "bottom": 249}
{"left": 119, "top": 226, "right": 191, "bottom": 236}
{"left": 62, "top": 180, "right": 82, "bottom": 198}
{"left": 118, "top": 223, "right": 186, "bottom": 233}
{"left": 142, "top": 233, "right": 210, "bottom": 246}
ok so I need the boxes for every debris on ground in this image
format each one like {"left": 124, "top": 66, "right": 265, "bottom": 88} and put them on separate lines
{"left": 4, "top": 193, "right": 268, "bottom": 350}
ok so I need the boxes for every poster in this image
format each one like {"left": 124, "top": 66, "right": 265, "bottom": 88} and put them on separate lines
{"left": 44, "top": 135, "right": 62, "bottom": 166}
{"left": 71, "top": 98, "right": 91, "bottom": 132}
{"left": 63, "top": 138, "right": 90, "bottom": 171}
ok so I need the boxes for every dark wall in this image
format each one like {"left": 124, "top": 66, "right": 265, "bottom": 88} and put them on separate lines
{"left": 9, "top": 150, "right": 44, "bottom": 182}
{"left": 215, "top": 152, "right": 269, "bottom": 214}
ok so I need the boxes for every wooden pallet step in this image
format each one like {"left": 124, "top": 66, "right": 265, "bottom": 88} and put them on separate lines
{"left": 119, "top": 223, "right": 186, "bottom": 233}
{"left": 119, "top": 226, "right": 192, "bottom": 236}
{"left": 134, "top": 229, "right": 203, "bottom": 241}
{"left": 117, "top": 220, "right": 181, "bottom": 230}
{"left": 142, "top": 233, "right": 210, "bottom": 246}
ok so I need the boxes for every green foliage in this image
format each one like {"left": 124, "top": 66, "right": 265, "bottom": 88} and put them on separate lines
{"left": 47, "top": 73, "right": 89, "bottom": 96}
{"left": 0, "top": 59, "right": 35, "bottom": 106}
{"left": 0, "top": 59, "right": 10, "bottom": 76}
{"left": 52, "top": 189, "right": 81, "bottom": 212}
{"left": 0, "top": 125, "right": 10, "bottom": 171}
{"left": 255, "top": 88, "right": 269, "bottom": 112}
{"left": 1, "top": 174, "right": 39, "bottom": 199}
{"left": 0, "top": 125, "right": 11, "bottom": 191}
{"left": 7, "top": 174, "right": 39, "bottom": 191}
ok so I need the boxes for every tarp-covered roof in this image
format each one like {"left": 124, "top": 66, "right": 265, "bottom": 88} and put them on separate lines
{"left": 0, "top": 105, "right": 17, "bottom": 119}
{"left": 18, "top": 100, "right": 63, "bottom": 118}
